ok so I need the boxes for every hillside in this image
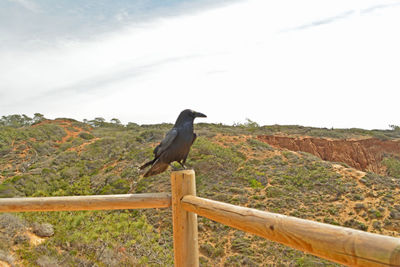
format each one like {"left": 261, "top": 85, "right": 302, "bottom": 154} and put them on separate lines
{"left": 0, "top": 117, "right": 400, "bottom": 266}
{"left": 257, "top": 135, "right": 400, "bottom": 174}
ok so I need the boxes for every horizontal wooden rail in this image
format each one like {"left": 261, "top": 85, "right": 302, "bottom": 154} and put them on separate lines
{"left": 0, "top": 193, "right": 171, "bottom": 212}
{"left": 182, "top": 195, "right": 400, "bottom": 267}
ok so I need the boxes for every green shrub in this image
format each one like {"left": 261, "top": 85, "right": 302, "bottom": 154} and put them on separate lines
{"left": 99, "top": 178, "right": 130, "bottom": 195}
{"left": 78, "top": 132, "right": 94, "bottom": 140}
{"left": 249, "top": 178, "right": 263, "bottom": 189}
{"left": 382, "top": 156, "right": 400, "bottom": 178}
{"left": 0, "top": 183, "right": 20, "bottom": 198}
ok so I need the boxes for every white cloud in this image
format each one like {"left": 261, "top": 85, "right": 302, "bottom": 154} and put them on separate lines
{"left": 1, "top": 0, "right": 399, "bottom": 129}
{"left": 8, "top": 0, "right": 40, "bottom": 12}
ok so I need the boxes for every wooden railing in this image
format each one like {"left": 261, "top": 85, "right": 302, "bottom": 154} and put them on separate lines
{"left": 1, "top": 170, "right": 400, "bottom": 267}
{"left": 0, "top": 192, "right": 171, "bottom": 212}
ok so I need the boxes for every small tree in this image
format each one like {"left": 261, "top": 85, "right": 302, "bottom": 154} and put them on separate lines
{"left": 111, "top": 118, "right": 121, "bottom": 125}
{"left": 33, "top": 113, "right": 45, "bottom": 123}
{"left": 89, "top": 117, "right": 106, "bottom": 127}
{"left": 126, "top": 122, "right": 139, "bottom": 130}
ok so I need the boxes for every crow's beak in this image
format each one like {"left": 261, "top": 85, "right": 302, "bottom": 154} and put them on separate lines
{"left": 194, "top": 112, "right": 207, "bottom": 118}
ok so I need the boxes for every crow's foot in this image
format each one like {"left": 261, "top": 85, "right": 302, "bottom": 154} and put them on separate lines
{"left": 178, "top": 161, "right": 187, "bottom": 169}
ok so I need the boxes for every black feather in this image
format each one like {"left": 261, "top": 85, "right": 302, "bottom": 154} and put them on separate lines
{"left": 139, "top": 109, "right": 206, "bottom": 177}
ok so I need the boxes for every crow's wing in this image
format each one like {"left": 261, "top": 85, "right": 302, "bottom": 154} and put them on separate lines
{"left": 182, "top": 133, "right": 197, "bottom": 165}
{"left": 191, "top": 133, "right": 197, "bottom": 145}
{"left": 153, "top": 128, "right": 178, "bottom": 158}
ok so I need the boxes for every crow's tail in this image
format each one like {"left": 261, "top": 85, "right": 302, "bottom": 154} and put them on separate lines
{"left": 139, "top": 158, "right": 156, "bottom": 170}
{"left": 143, "top": 159, "right": 169, "bottom": 177}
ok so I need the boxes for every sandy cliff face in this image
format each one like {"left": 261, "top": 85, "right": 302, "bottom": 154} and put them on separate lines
{"left": 257, "top": 135, "right": 400, "bottom": 174}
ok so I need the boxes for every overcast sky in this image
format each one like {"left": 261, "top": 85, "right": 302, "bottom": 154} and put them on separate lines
{"left": 1, "top": 0, "right": 399, "bottom": 129}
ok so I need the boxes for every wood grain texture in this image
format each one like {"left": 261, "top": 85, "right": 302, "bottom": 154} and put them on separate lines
{"left": 171, "top": 170, "right": 199, "bottom": 267}
{"left": 182, "top": 195, "right": 400, "bottom": 267}
{"left": 0, "top": 193, "right": 171, "bottom": 212}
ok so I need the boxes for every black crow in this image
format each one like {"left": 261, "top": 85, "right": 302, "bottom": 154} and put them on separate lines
{"left": 139, "top": 109, "right": 207, "bottom": 177}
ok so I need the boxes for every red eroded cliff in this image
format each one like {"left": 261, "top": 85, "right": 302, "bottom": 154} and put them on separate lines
{"left": 257, "top": 135, "right": 400, "bottom": 174}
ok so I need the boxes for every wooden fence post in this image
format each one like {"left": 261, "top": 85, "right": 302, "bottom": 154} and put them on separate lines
{"left": 171, "top": 170, "right": 199, "bottom": 267}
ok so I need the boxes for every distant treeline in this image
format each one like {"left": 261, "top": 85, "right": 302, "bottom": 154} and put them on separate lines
{"left": 0, "top": 113, "right": 46, "bottom": 127}
{"left": 0, "top": 114, "right": 137, "bottom": 129}
{"left": 1, "top": 113, "right": 399, "bottom": 140}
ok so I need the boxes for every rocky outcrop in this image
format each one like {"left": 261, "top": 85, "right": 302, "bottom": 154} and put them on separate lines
{"left": 32, "top": 223, "right": 54, "bottom": 237}
{"left": 257, "top": 135, "right": 400, "bottom": 174}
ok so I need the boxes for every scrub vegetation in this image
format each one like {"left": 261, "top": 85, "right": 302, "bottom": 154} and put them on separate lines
{"left": 0, "top": 115, "right": 399, "bottom": 266}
